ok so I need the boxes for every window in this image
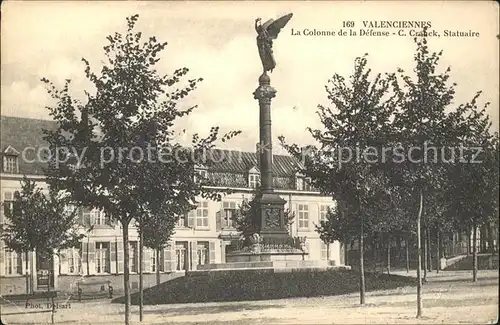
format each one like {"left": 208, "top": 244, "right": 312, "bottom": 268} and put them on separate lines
{"left": 298, "top": 204, "right": 309, "bottom": 229}
{"left": 304, "top": 179, "right": 312, "bottom": 191}
{"left": 222, "top": 201, "right": 237, "bottom": 228}
{"left": 296, "top": 176, "right": 312, "bottom": 191}
{"left": 175, "top": 242, "right": 187, "bottom": 271}
{"left": 319, "top": 205, "right": 330, "bottom": 223}
{"left": 83, "top": 209, "right": 110, "bottom": 226}
{"left": 95, "top": 242, "right": 110, "bottom": 273}
{"left": 67, "top": 247, "right": 82, "bottom": 274}
{"left": 196, "top": 242, "right": 209, "bottom": 266}
{"left": 151, "top": 250, "right": 156, "bottom": 272}
{"left": 94, "top": 211, "right": 106, "bottom": 225}
{"left": 3, "top": 192, "right": 14, "bottom": 218}
{"left": 249, "top": 173, "right": 260, "bottom": 188}
{"left": 4, "top": 250, "right": 22, "bottom": 275}
{"left": 129, "top": 241, "right": 138, "bottom": 273}
{"left": 296, "top": 177, "right": 304, "bottom": 191}
{"left": 94, "top": 210, "right": 110, "bottom": 225}
{"left": 194, "top": 167, "right": 208, "bottom": 183}
{"left": 196, "top": 201, "right": 209, "bottom": 228}
{"left": 176, "top": 214, "right": 187, "bottom": 228}
{"left": 3, "top": 155, "right": 18, "bottom": 173}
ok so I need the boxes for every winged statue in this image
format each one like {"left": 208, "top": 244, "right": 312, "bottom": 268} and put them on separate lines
{"left": 255, "top": 13, "right": 293, "bottom": 73}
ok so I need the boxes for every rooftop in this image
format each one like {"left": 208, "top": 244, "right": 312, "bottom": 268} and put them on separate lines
{"left": 1, "top": 116, "right": 308, "bottom": 190}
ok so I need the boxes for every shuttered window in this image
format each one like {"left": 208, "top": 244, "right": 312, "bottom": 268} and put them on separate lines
{"left": 4, "top": 249, "right": 22, "bottom": 275}
{"left": 117, "top": 241, "right": 124, "bottom": 273}
{"left": 80, "top": 207, "right": 111, "bottom": 226}
{"left": 319, "top": 205, "right": 329, "bottom": 223}
{"left": 176, "top": 214, "right": 187, "bottom": 227}
{"left": 67, "top": 247, "right": 82, "bottom": 274}
{"left": 151, "top": 249, "right": 157, "bottom": 272}
{"left": 129, "top": 241, "right": 138, "bottom": 273}
{"left": 298, "top": 204, "right": 309, "bottom": 229}
{"left": 195, "top": 202, "right": 209, "bottom": 229}
{"left": 222, "top": 202, "right": 237, "bottom": 228}
{"left": 3, "top": 155, "right": 18, "bottom": 173}
{"left": 95, "top": 242, "right": 110, "bottom": 274}
{"left": 2, "top": 191, "right": 16, "bottom": 224}
{"left": 163, "top": 243, "right": 175, "bottom": 272}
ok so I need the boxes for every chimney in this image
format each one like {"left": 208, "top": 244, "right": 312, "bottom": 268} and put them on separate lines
{"left": 300, "top": 145, "right": 315, "bottom": 165}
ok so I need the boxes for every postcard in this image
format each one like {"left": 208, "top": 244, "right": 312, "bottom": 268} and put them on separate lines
{"left": 1, "top": 1, "right": 498, "bottom": 324}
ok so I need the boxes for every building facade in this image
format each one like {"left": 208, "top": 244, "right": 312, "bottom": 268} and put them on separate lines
{"left": 0, "top": 116, "right": 343, "bottom": 295}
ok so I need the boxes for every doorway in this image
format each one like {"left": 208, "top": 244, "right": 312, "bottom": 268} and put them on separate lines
{"left": 36, "top": 252, "right": 54, "bottom": 290}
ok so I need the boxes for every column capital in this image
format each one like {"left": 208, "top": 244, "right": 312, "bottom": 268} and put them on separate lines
{"left": 253, "top": 73, "right": 276, "bottom": 101}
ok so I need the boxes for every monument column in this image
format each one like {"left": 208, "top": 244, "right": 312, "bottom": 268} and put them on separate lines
{"left": 223, "top": 13, "right": 310, "bottom": 265}
{"left": 253, "top": 73, "right": 288, "bottom": 238}
{"left": 254, "top": 73, "right": 275, "bottom": 193}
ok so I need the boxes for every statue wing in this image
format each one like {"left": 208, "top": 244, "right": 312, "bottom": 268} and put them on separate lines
{"left": 261, "top": 18, "right": 275, "bottom": 31}
{"left": 266, "top": 13, "right": 293, "bottom": 39}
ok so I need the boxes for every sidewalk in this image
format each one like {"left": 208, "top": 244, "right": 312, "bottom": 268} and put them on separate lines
{"left": 391, "top": 268, "right": 499, "bottom": 281}
{"left": 1, "top": 269, "right": 497, "bottom": 325}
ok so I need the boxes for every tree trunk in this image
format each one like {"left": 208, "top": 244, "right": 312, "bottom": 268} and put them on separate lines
{"left": 423, "top": 227, "right": 427, "bottom": 282}
{"left": 466, "top": 232, "right": 471, "bottom": 256}
{"left": 416, "top": 189, "right": 423, "bottom": 318}
{"left": 359, "top": 214, "right": 365, "bottom": 305}
{"left": 496, "top": 224, "right": 499, "bottom": 255}
{"left": 48, "top": 268, "right": 54, "bottom": 324}
{"left": 87, "top": 238, "right": 90, "bottom": 275}
{"left": 406, "top": 236, "right": 410, "bottom": 273}
{"left": 436, "top": 231, "right": 440, "bottom": 273}
{"left": 487, "top": 223, "right": 494, "bottom": 254}
{"left": 477, "top": 226, "right": 482, "bottom": 253}
{"left": 122, "top": 222, "right": 131, "bottom": 325}
{"left": 427, "top": 228, "right": 432, "bottom": 272}
{"left": 139, "top": 224, "right": 144, "bottom": 322}
{"left": 495, "top": 224, "right": 499, "bottom": 255}
{"left": 25, "top": 251, "right": 30, "bottom": 294}
{"left": 480, "top": 226, "right": 486, "bottom": 253}
{"left": 472, "top": 225, "right": 478, "bottom": 282}
{"left": 372, "top": 234, "right": 378, "bottom": 272}
{"left": 396, "top": 236, "right": 402, "bottom": 257}
{"left": 29, "top": 251, "right": 34, "bottom": 293}
{"left": 386, "top": 235, "right": 391, "bottom": 275}
{"left": 156, "top": 249, "right": 161, "bottom": 286}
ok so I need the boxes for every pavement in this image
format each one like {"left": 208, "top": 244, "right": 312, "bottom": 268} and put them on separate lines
{"left": 0, "top": 269, "right": 498, "bottom": 325}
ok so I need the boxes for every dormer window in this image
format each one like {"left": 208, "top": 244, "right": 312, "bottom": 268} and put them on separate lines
{"left": 249, "top": 174, "right": 260, "bottom": 188}
{"left": 296, "top": 177, "right": 305, "bottom": 190}
{"left": 247, "top": 166, "right": 260, "bottom": 188}
{"left": 194, "top": 165, "right": 208, "bottom": 183}
{"left": 2, "top": 146, "right": 20, "bottom": 174}
{"left": 295, "top": 173, "right": 312, "bottom": 191}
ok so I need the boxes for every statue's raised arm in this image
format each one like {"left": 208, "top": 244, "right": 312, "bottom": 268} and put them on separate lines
{"left": 255, "top": 13, "right": 293, "bottom": 73}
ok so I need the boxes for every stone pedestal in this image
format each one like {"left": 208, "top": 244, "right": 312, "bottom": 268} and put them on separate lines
{"left": 255, "top": 192, "right": 288, "bottom": 238}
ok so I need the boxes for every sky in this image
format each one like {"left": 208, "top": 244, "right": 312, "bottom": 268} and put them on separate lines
{"left": 2, "top": 1, "right": 499, "bottom": 153}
